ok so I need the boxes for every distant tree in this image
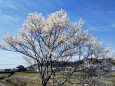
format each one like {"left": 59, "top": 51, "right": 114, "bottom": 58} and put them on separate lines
{"left": 17, "top": 65, "right": 26, "bottom": 71}
{"left": 0, "top": 10, "right": 113, "bottom": 86}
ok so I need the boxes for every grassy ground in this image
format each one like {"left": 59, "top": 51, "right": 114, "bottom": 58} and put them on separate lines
{"left": 0, "top": 74, "right": 10, "bottom": 79}
{"left": 0, "top": 72, "right": 51, "bottom": 86}
{"left": 14, "top": 72, "right": 39, "bottom": 78}
{"left": 0, "top": 71, "right": 115, "bottom": 86}
{"left": 107, "top": 72, "right": 115, "bottom": 86}
{"left": 0, "top": 80, "right": 13, "bottom": 86}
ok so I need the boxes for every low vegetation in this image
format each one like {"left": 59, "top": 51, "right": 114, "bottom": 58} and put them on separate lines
{"left": 0, "top": 74, "right": 11, "bottom": 79}
{"left": 6, "top": 76, "right": 41, "bottom": 86}
{"left": 0, "top": 71, "right": 114, "bottom": 86}
{"left": 0, "top": 80, "right": 12, "bottom": 86}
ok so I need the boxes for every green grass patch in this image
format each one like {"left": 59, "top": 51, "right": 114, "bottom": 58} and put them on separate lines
{"left": 112, "top": 80, "right": 115, "bottom": 86}
{"left": 14, "top": 72, "right": 40, "bottom": 78}
{"left": 0, "top": 80, "right": 13, "bottom": 86}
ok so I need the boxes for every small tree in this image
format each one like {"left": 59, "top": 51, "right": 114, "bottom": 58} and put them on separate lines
{"left": 0, "top": 10, "right": 113, "bottom": 86}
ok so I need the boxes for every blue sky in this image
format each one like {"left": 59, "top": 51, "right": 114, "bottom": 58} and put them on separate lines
{"left": 0, "top": 0, "right": 115, "bottom": 69}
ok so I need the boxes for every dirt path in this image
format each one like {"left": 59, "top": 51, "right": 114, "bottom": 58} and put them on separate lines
{"left": 0, "top": 83, "right": 6, "bottom": 86}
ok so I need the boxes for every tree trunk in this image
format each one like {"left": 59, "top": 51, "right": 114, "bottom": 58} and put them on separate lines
{"left": 41, "top": 79, "right": 47, "bottom": 86}
{"left": 42, "top": 83, "right": 47, "bottom": 86}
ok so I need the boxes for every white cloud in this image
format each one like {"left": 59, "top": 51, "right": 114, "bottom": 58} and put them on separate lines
{"left": 0, "top": 0, "right": 18, "bottom": 10}
{"left": 0, "top": 50, "right": 27, "bottom": 69}
{"left": 88, "top": 26, "right": 99, "bottom": 31}
{"left": 0, "top": 14, "right": 21, "bottom": 24}
{"left": 7, "top": 2, "right": 17, "bottom": 9}
{"left": 0, "top": 1, "right": 21, "bottom": 24}
{"left": 88, "top": 24, "right": 115, "bottom": 32}
{"left": 88, "top": 25, "right": 108, "bottom": 32}
{"left": 4, "top": 15, "right": 20, "bottom": 21}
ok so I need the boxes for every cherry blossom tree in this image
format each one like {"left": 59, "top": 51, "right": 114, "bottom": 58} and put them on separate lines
{"left": 0, "top": 10, "right": 113, "bottom": 86}
{"left": 0, "top": 10, "right": 84, "bottom": 86}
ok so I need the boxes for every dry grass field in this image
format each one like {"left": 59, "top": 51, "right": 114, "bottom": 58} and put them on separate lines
{"left": 0, "top": 71, "right": 115, "bottom": 86}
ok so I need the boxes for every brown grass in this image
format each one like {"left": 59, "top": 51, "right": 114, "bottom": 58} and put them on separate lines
{"left": 0, "top": 74, "right": 10, "bottom": 79}
{"left": 5, "top": 75, "right": 52, "bottom": 86}
{"left": 2, "top": 71, "right": 115, "bottom": 86}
